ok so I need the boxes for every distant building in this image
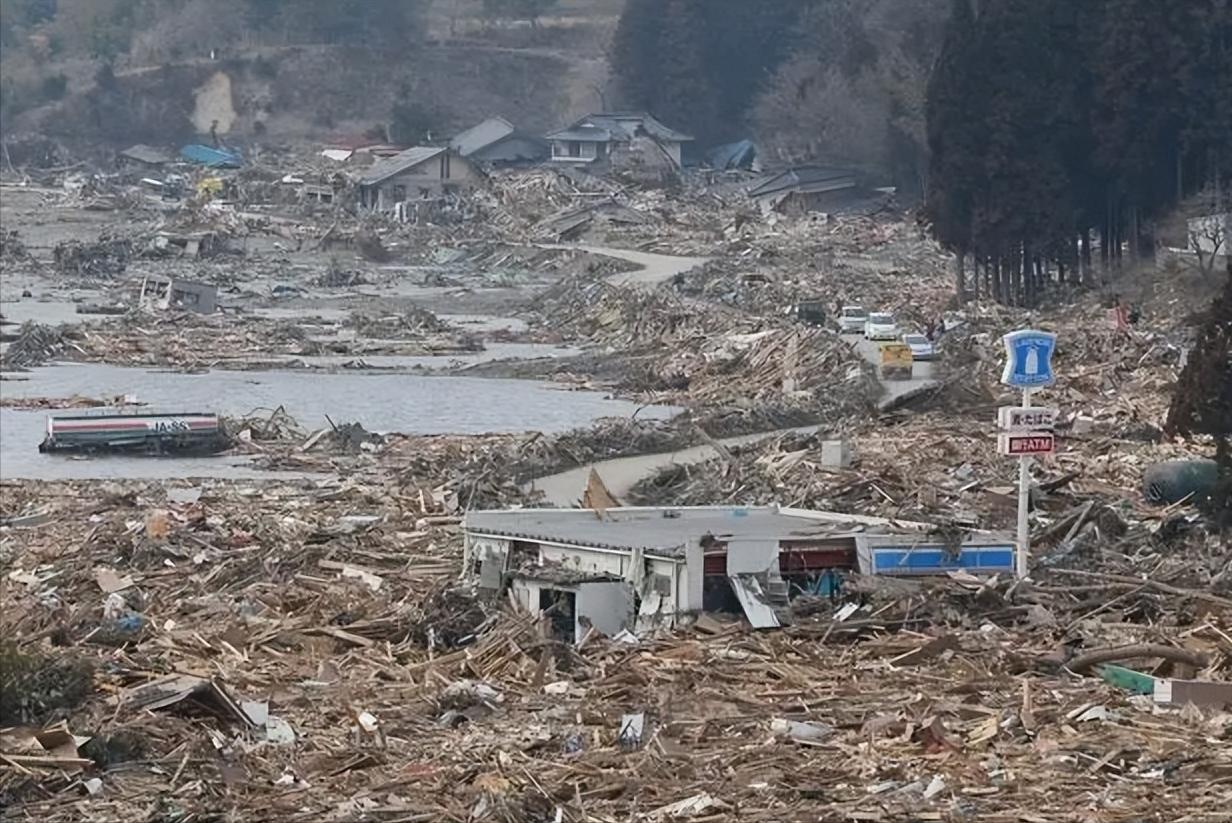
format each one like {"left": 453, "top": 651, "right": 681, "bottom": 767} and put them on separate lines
{"left": 450, "top": 116, "right": 548, "bottom": 166}
{"left": 356, "top": 146, "right": 482, "bottom": 211}
{"left": 748, "top": 166, "right": 890, "bottom": 216}
{"left": 545, "top": 112, "right": 692, "bottom": 170}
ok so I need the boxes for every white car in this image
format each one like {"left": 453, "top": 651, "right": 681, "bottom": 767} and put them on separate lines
{"left": 864, "top": 312, "right": 899, "bottom": 340}
{"left": 837, "top": 305, "right": 868, "bottom": 333}
{"left": 902, "top": 333, "right": 937, "bottom": 360}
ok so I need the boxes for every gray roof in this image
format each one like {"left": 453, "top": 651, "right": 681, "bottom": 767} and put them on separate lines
{"left": 120, "top": 144, "right": 173, "bottom": 165}
{"left": 450, "top": 117, "right": 516, "bottom": 157}
{"left": 546, "top": 126, "right": 615, "bottom": 143}
{"left": 547, "top": 112, "right": 692, "bottom": 144}
{"left": 749, "top": 166, "right": 858, "bottom": 198}
{"left": 359, "top": 146, "right": 446, "bottom": 185}
{"left": 465, "top": 506, "right": 901, "bottom": 559}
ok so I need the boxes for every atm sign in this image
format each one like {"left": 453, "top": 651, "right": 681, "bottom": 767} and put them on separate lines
{"left": 998, "top": 432, "right": 1055, "bottom": 456}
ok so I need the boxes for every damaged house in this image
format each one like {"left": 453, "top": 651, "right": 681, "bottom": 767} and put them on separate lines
{"left": 748, "top": 166, "right": 891, "bottom": 216}
{"left": 450, "top": 116, "right": 548, "bottom": 167}
{"left": 545, "top": 112, "right": 692, "bottom": 173}
{"left": 357, "top": 146, "right": 482, "bottom": 212}
{"left": 463, "top": 506, "right": 1014, "bottom": 642}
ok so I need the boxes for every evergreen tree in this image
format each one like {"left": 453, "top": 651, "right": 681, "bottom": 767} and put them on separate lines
{"left": 610, "top": 0, "right": 667, "bottom": 115}
{"left": 924, "top": 0, "right": 979, "bottom": 257}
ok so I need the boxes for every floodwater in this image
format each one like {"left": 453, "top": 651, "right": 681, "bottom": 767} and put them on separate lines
{"left": 0, "top": 363, "right": 678, "bottom": 480}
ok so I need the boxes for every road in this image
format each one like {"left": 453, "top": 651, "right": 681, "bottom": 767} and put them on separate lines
{"left": 539, "top": 243, "right": 710, "bottom": 286}
{"left": 527, "top": 425, "right": 823, "bottom": 507}
{"left": 846, "top": 333, "right": 939, "bottom": 408}
{"left": 525, "top": 245, "right": 940, "bottom": 505}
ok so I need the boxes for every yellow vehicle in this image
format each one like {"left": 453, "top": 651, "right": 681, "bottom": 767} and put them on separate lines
{"left": 878, "top": 341, "right": 913, "bottom": 380}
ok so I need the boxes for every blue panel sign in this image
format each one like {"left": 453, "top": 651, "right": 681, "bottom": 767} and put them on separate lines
{"left": 866, "top": 545, "right": 1016, "bottom": 576}
{"left": 1001, "top": 329, "right": 1057, "bottom": 388}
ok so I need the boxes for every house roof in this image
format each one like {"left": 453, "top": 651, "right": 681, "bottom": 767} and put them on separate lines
{"left": 547, "top": 112, "right": 693, "bottom": 144}
{"left": 465, "top": 505, "right": 918, "bottom": 560}
{"left": 450, "top": 117, "right": 516, "bottom": 156}
{"left": 120, "top": 144, "right": 172, "bottom": 165}
{"left": 545, "top": 125, "right": 617, "bottom": 143}
{"left": 748, "top": 166, "right": 858, "bottom": 198}
{"left": 359, "top": 146, "right": 446, "bottom": 185}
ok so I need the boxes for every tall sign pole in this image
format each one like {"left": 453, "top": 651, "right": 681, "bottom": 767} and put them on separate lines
{"left": 998, "top": 330, "right": 1058, "bottom": 579}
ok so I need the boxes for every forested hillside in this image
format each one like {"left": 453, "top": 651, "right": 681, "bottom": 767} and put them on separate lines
{"left": 926, "top": 0, "right": 1231, "bottom": 305}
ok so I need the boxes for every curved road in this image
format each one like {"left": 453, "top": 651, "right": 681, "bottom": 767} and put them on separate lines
{"left": 526, "top": 243, "right": 941, "bottom": 506}
{"left": 539, "top": 243, "right": 710, "bottom": 286}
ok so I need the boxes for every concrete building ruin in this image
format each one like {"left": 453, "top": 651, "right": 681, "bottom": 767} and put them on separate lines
{"left": 138, "top": 274, "right": 218, "bottom": 314}
{"left": 463, "top": 505, "right": 1014, "bottom": 643}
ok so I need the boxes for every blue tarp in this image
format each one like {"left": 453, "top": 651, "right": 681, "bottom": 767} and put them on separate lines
{"left": 179, "top": 144, "right": 242, "bottom": 168}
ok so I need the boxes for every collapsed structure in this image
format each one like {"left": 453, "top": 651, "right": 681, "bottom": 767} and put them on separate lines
{"left": 464, "top": 505, "right": 1014, "bottom": 638}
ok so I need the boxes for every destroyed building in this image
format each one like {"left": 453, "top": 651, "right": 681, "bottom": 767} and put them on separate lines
{"left": 117, "top": 144, "right": 172, "bottom": 169}
{"left": 463, "top": 506, "right": 1014, "bottom": 639}
{"left": 545, "top": 112, "right": 692, "bottom": 170}
{"left": 748, "top": 165, "right": 891, "bottom": 216}
{"left": 138, "top": 274, "right": 218, "bottom": 314}
{"left": 357, "top": 146, "right": 482, "bottom": 211}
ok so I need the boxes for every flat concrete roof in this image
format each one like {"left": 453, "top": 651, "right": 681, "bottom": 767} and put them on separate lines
{"left": 464, "top": 506, "right": 912, "bottom": 559}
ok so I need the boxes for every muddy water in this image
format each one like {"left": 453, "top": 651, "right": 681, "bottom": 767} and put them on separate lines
{"left": 0, "top": 363, "right": 678, "bottom": 480}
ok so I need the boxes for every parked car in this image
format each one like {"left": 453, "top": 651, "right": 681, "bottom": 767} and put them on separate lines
{"left": 902, "top": 333, "right": 938, "bottom": 360}
{"left": 864, "top": 312, "right": 899, "bottom": 340}
{"left": 838, "top": 305, "right": 868, "bottom": 333}
{"left": 794, "top": 299, "right": 827, "bottom": 327}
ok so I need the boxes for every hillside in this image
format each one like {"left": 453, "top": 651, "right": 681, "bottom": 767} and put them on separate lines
{"left": 0, "top": 0, "right": 617, "bottom": 147}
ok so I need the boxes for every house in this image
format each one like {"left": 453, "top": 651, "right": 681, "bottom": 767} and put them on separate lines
{"left": 545, "top": 112, "right": 692, "bottom": 170}
{"left": 747, "top": 165, "right": 895, "bottom": 216}
{"left": 450, "top": 116, "right": 548, "bottom": 166}
{"left": 357, "top": 146, "right": 482, "bottom": 211}
{"left": 118, "top": 144, "right": 173, "bottom": 169}
{"left": 463, "top": 505, "right": 1014, "bottom": 642}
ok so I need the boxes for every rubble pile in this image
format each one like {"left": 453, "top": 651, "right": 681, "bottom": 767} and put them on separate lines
{"left": 347, "top": 305, "right": 450, "bottom": 338}
{"left": 0, "top": 229, "right": 31, "bottom": 263}
{"left": 3, "top": 475, "right": 1230, "bottom": 822}
{"left": 3, "top": 135, "right": 1229, "bottom": 823}
{"left": 0, "top": 322, "right": 74, "bottom": 368}
{"left": 51, "top": 235, "right": 133, "bottom": 278}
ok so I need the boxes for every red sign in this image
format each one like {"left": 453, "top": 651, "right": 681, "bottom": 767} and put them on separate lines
{"left": 998, "top": 432, "right": 1055, "bottom": 456}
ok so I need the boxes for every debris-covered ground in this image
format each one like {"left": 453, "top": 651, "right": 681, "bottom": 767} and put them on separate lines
{"left": 2, "top": 146, "right": 1230, "bottom": 822}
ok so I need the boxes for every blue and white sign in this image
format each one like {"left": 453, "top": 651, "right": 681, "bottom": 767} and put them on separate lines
{"left": 1001, "top": 329, "right": 1057, "bottom": 388}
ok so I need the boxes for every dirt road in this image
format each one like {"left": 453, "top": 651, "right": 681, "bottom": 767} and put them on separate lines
{"left": 539, "top": 243, "right": 710, "bottom": 286}
{"left": 528, "top": 425, "right": 823, "bottom": 506}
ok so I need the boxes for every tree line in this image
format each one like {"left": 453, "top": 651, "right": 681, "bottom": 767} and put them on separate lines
{"left": 926, "top": 0, "right": 1232, "bottom": 305}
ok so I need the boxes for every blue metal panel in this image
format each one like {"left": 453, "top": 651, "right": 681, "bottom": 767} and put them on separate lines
{"left": 179, "top": 144, "right": 242, "bottom": 168}
{"left": 868, "top": 546, "right": 1015, "bottom": 576}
